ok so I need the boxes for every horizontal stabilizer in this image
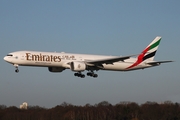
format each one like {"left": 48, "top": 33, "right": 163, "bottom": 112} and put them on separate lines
{"left": 146, "top": 61, "right": 173, "bottom": 65}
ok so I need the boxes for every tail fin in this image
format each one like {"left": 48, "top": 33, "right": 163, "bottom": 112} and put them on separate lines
{"left": 126, "top": 36, "right": 162, "bottom": 69}
{"left": 141, "top": 36, "right": 161, "bottom": 61}
{"left": 126, "top": 36, "right": 172, "bottom": 69}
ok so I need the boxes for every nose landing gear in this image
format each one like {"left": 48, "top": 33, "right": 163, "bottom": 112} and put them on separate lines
{"left": 14, "top": 64, "right": 19, "bottom": 73}
{"left": 15, "top": 69, "right": 19, "bottom": 73}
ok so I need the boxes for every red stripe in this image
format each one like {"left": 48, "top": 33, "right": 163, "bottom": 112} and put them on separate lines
{"left": 126, "top": 46, "right": 150, "bottom": 69}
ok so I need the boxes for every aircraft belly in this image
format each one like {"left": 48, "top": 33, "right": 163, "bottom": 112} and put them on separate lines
{"left": 102, "top": 62, "right": 151, "bottom": 71}
{"left": 19, "top": 60, "right": 63, "bottom": 67}
{"left": 102, "top": 62, "right": 130, "bottom": 71}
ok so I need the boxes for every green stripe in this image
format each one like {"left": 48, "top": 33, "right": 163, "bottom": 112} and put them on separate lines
{"left": 149, "top": 38, "right": 161, "bottom": 50}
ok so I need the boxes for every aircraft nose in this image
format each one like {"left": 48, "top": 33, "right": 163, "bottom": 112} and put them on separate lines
{"left": 4, "top": 56, "right": 7, "bottom": 61}
{"left": 4, "top": 56, "right": 8, "bottom": 62}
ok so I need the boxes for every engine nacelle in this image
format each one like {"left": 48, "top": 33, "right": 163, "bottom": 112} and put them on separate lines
{"left": 70, "top": 61, "right": 86, "bottom": 72}
{"left": 48, "top": 67, "right": 65, "bottom": 72}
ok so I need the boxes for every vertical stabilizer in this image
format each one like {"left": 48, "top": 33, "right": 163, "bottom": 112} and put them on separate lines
{"left": 141, "top": 36, "right": 161, "bottom": 61}
{"left": 126, "top": 36, "right": 161, "bottom": 69}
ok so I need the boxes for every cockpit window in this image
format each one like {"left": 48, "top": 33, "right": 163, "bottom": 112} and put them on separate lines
{"left": 7, "top": 54, "right": 13, "bottom": 56}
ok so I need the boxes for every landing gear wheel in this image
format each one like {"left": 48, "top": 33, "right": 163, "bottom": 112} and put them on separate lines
{"left": 87, "top": 72, "right": 93, "bottom": 76}
{"left": 93, "top": 74, "right": 98, "bottom": 78}
{"left": 74, "top": 73, "right": 78, "bottom": 76}
{"left": 74, "top": 72, "right": 85, "bottom": 78}
{"left": 87, "top": 72, "right": 91, "bottom": 76}
{"left": 81, "top": 74, "right": 85, "bottom": 78}
{"left": 15, "top": 69, "right": 19, "bottom": 73}
{"left": 87, "top": 72, "right": 98, "bottom": 78}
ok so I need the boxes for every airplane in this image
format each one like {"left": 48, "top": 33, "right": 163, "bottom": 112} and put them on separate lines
{"left": 4, "top": 36, "right": 173, "bottom": 78}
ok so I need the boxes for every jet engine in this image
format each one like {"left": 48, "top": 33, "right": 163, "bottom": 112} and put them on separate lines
{"left": 48, "top": 67, "right": 65, "bottom": 72}
{"left": 70, "top": 61, "right": 86, "bottom": 72}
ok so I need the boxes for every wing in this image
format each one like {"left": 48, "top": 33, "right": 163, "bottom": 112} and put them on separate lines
{"left": 85, "top": 55, "right": 136, "bottom": 66}
{"left": 146, "top": 61, "right": 173, "bottom": 66}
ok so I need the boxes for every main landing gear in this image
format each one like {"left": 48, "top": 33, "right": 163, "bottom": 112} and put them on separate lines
{"left": 74, "top": 72, "right": 98, "bottom": 78}
{"left": 74, "top": 72, "right": 85, "bottom": 78}
{"left": 87, "top": 72, "right": 98, "bottom": 78}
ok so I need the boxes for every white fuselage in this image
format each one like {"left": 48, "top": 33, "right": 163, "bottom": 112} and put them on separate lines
{"left": 4, "top": 50, "right": 153, "bottom": 71}
{"left": 3, "top": 37, "right": 172, "bottom": 78}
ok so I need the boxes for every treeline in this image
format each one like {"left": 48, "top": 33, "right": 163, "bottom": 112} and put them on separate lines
{"left": 0, "top": 101, "right": 180, "bottom": 120}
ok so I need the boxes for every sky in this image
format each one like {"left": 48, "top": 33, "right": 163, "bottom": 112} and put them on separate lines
{"left": 0, "top": 0, "right": 179, "bottom": 108}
